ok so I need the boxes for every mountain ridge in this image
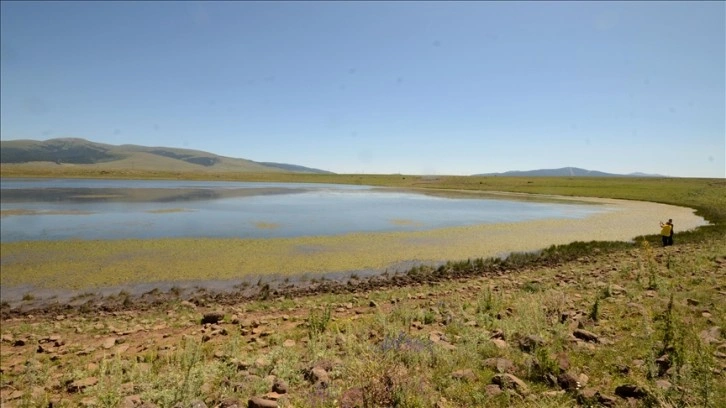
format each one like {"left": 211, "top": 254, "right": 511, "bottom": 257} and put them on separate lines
{"left": 474, "top": 167, "right": 665, "bottom": 177}
{"left": 0, "top": 138, "right": 333, "bottom": 174}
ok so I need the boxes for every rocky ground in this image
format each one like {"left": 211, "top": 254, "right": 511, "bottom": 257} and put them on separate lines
{"left": 1, "top": 239, "right": 725, "bottom": 407}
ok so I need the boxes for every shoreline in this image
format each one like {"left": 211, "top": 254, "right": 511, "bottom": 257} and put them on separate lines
{"left": 0, "top": 194, "right": 708, "bottom": 307}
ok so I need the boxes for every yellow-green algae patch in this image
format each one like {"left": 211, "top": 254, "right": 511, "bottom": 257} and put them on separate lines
{"left": 0, "top": 209, "right": 95, "bottom": 217}
{"left": 254, "top": 222, "right": 281, "bottom": 229}
{"left": 0, "top": 197, "right": 707, "bottom": 291}
{"left": 388, "top": 218, "right": 424, "bottom": 226}
{"left": 144, "top": 208, "right": 194, "bottom": 214}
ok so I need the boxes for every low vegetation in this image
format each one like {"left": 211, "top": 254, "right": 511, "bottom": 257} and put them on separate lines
{"left": 0, "top": 172, "right": 724, "bottom": 407}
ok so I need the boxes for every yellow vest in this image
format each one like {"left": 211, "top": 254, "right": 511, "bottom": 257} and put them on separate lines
{"left": 661, "top": 224, "right": 672, "bottom": 236}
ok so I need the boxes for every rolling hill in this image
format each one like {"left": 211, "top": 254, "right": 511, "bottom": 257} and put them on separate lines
{"left": 474, "top": 167, "right": 665, "bottom": 177}
{"left": 0, "top": 138, "right": 333, "bottom": 174}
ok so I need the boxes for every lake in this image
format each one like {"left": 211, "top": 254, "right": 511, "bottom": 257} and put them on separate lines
{"left": 0, "top": 179, "right": 608, "bottom": 242}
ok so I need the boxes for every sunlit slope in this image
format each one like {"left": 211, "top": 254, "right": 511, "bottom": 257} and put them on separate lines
{"left": 0, "top": 138, "right": 328, "bottom": 174}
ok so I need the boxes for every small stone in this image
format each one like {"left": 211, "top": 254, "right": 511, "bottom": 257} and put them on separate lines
{"left": 247, "top": 396, "right": 277, "bottom": 408}
{"left": 68, "top": 377, "right": 99, "bottom": 393}
{"left": 102, "top": 337, "right": 117, "bottom": 349}
{"left": 484, "top": 384, "right": 503, "bottom": 396}
{"left": 180, "top": 300, "right": 196, "bottom": 309}
{"left": 263, "top": 392, "right": 281, "bottom": 401}
{"left": 6, "top": 390, "right": 23, "bottom": 401}
{"left": 201, "top": 311, "right": 224, "bottom": 325}
{"left": 518, "top": 334, "right": 546, "bottom": 352}
{"left": 491, "top": 338, "right": 509, "bottom": 349}
{"left": 451, "top": 369, "right": 476, "bottom": 382}
{"left": 482, "top": 357, "right": 515, "bottom": 373}
{"left": 272, "top": 378, "right": 288, "bottom": 394}
{"left": 492, "top": 373, "right": 529, "bottom": 395}
{"left": 120, "top": 395, "right": 142, "bottom": 408}
{"left": 557, "top": 372, "right": 580, "bottom": 391}
{"left": 573, "top": 329, "right": 599, "bottom": 343}
{"left": 655, "top": 379, "right": 672, "bottom": 390}
{"left": 577, "top": 387, "right": 598, "bottom": 402}
{"left": 308, "top": 366, "right": 330, "bottom": 386}
{"left": 555, "top": 352, "right": 570, "bottom": 372}
{"left": 340, "top": 388, "right": 364, "bottom": 408}
{"left": 699, "top": 326, "right": 722, "bottom": 344}
{"left": 614, "top": 384, "right": 648, "bottom": 399}
{"left": 254, "top": 357, "right": 270, "bottom": 369}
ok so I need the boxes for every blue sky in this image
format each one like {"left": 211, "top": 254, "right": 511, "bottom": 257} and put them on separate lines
{"left": 1, "top": 1, "right": 724, "bottom": 177}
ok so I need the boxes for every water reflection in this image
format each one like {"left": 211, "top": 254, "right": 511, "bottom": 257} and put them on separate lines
{"left": 0, "top": 179, "right": 608, "bottom": 242}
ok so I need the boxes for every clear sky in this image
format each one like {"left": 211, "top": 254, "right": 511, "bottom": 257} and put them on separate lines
{"left": 1, "top": 1, "right": 724, "bottom": 177}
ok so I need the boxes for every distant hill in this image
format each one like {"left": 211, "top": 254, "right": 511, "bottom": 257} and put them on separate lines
{"left": 474, "top": 167, "right": 665, "bottom": 177}
{"left": 258, "top": 162, "right": 334, "bottom": 174}
{"left": 0, "top": 138, "right": 332, "bottom": 174}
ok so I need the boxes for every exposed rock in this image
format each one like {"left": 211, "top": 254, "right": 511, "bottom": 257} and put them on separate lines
{"left": 247, "top": 397, "right": 277, "bottom": 408}
{"left": 102, "top": 337, "right": 117, "bottom": 349}
{"left": 262, "top": 392, "right": 282, "bottom": 401}
{"left": 272, "top": 378, "right": 288, "bottom": 394}
{"left": 5, "top": 390, "right": 24, "bottom": 401}
{"left": 307, "top": 366, "right": 330, "bottom": 387}
{"left": 120, "top": 395, "right": 143, "bottom": 408}
{"left": 614, "top": 384, "right": 648, "bottom": 399}
{"left": 573, "top": 329, "right": 599, "bottom": 343}
{"left": 699, "top": 326, "right": 722, "bottom": 344}
{"left": 179, "top": 300, "right": 196, "bottom": 309}
{"left": 217, "top": 399, "right": 242, "bottom": 408}
{"left": 254, "top": 357, "right": 270, "bottom": 369}
{"left": 491, "top": 338, "right": 509, "bottom": 349}
{"left": 655, "top": 354, "right": 671, "bottom": 377}
{"left": 655, "top": 379, "right": 672, "bottom": 390}
{"left": 482, "top": 357, "right": 515, "bottom": 373}
{"left": 492, "top": 373, "right": 529, "bottom": 395}
{"left": 686, "top": 298, "right": 700, "bottom": 306}
{"left": 68, "top": 377, "right": 99, "bottom": 393}
{"left": 557, "top": 372, "right": 580, "bottom": 391}
{"left": 484, "top": 384, "right": 503, "bottom": 396}
{"left": 201, "top": 311, "right": 224, "bottom": 325}
{"left": 518, "top": 334, "right": 546, "bottom": 352}
{"left": 282, "top": 339, "right": 296, "bottom": 348}
{"left": 490, "top": 329, "right": 506, "bottom": 340}
{"left": 555, "top": 352, "right": 570, "bottom": 372}
{"left": 451, "top": 368, "right": 476, "bottom": 382}
{"left": 80, "top": 397, "right": 99, "bottom": 407}
{"left": 577, "top": 388, "right": 616, "bottom": 407}
{"left": 340, "top": 388, "right": 364, "bottom": 408}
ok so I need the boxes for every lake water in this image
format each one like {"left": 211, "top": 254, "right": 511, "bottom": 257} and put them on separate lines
{"left": 0, "top": 179, "right": 608, "bottom": 242}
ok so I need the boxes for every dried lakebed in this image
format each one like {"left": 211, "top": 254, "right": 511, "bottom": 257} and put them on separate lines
{"left": 0, "top": 193, "right": 708, "bottom": 306}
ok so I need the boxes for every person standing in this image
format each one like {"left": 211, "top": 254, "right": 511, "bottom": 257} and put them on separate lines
{"left": 667, "top": 219, "right": 674, "bottom": 246}
{"left": 660, "top": 220, "right": 672, "bottom": 247}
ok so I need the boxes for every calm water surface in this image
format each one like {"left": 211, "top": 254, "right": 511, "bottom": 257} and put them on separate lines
{"left": 0, "top": 179, "right": 608, "bottom": 242}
